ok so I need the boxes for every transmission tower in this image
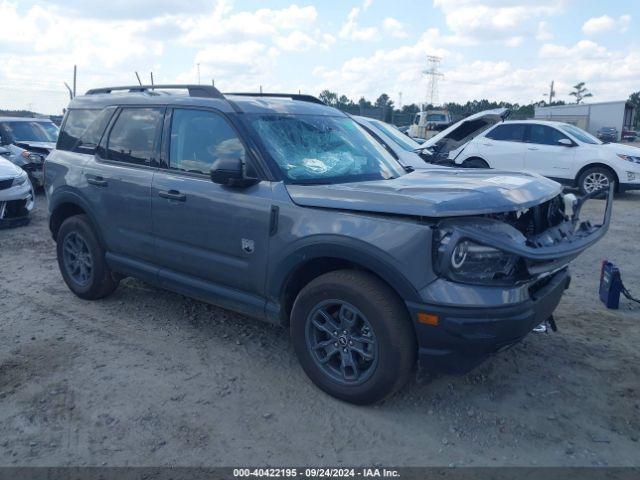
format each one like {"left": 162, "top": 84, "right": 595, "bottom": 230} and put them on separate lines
{"left": 422, "top": 55, "right": 443, "bottom": 107}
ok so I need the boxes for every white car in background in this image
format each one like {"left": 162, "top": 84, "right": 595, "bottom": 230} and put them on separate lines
{"left": 422, "top": 109, "right": 640, "bottom": 194}
{"left": 0, "top": 147, "right": 34, "bottom": 228}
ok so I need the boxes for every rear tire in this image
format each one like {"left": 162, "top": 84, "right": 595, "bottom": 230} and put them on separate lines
{"left": 578, "top": 166, "right": 615, "bottom": 195}
{"left": 462, "top": 157, "right": 490, "bottom": 168}
{"left": 56, "top": 214, "right": 119, "bottom": 300}
{"left": 290, "top": 270, "right": 416, "bottom": 405}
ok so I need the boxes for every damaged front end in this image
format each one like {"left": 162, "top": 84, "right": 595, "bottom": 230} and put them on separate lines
{"left": 433, "top": 186, "right": 613, "bottom": 285}
{"left": 0, "top": 172, "right": 34, "bottom": 229}
{"left": 412, "top": 186, "right": 612, "bottom": 374}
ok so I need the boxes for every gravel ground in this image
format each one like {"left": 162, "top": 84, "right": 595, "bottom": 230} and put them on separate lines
{"left": 0, "top": 191, "right": 638, "bottom": 467}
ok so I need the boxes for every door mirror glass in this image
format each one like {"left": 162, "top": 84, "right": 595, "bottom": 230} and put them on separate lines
{"left": 557, "top": 138, "right": 574, "bottom": 147}
{"left": 210, "top": 155, "right": 258, "bottom": 188}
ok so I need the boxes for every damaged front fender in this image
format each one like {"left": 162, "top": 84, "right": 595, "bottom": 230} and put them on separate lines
{"left": 435, "top": 185, "right": 613, "bottom": 282}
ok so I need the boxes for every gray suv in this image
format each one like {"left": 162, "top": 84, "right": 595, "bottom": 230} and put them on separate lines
{"left": 45, "top": 85, "right": 612, "bottom": 404}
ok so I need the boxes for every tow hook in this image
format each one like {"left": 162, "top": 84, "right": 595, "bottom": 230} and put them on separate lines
{"left": 533, "top": 315, "right": 558, "bottom": 333}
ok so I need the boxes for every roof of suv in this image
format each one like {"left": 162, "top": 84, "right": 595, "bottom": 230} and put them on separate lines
{"left": 68, "top": 86, "right": 344, "bottom": 117}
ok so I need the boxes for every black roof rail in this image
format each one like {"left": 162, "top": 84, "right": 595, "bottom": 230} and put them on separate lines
{"left": 85, "top": 84, "right": 224, "bottom": 99}
{"left": 225, "top": 92, "right": 325, "bottom": 105}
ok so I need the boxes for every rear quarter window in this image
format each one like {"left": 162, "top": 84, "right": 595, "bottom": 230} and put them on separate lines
{"left": 58, "top": 109, "right": 114, "bottom": 153}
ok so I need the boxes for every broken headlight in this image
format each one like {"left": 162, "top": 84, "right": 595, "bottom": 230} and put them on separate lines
{"left": 436, "top": 233, "right": 519, "bottom": 284}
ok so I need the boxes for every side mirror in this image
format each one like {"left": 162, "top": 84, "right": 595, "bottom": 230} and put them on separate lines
{"left": 558, "top": 138, "right": 574, "bottom": 147}
{"left": 0, "top": 146, "right": 9, "bottom": 155}
{"left": 210, "top": 155, "right": 259, "bottom": 188}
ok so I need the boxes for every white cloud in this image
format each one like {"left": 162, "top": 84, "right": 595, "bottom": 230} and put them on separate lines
{"left": 313, "top": 28, "right": 453, "bottom": 103}
{"left": 275, "top": 31, "right": 317, "bottom": 52}
{"left": 433, "top": 0, "right": 566, "bottom": 46}
{"left": 179, "top": 2, "right": 318, "bottom": 44}
{"left": 582, "top": 14, "right": 631, "bottom": 35}
{"left": 536, "top": 21, "right": 553, "bottom": 41}
{"left": 383, "top": 17, "right": 408, "bottom": 38}
{"left": 313, "top": 28, "right": 640, "bottom": 107}
{"left": 339, "top": 6, "right": 379, "bottom": 41}
{"left": 505, "top": 36, "right": 524, "bottom": 47}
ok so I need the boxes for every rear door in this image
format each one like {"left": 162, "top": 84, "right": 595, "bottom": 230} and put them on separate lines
{"left": 476, "top": 123, "right": 527, "bottom": 170}
{"left": 84, "top": 106, "right": 163, "bottom": 263}
{"left": 523, "top": 124, "right": 576, "bottom": 180}
{"left": 151, "top": 107, "right": 273, "bottom": 303}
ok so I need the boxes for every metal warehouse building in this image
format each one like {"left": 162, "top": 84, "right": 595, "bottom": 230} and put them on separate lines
{"left": 534, "top": 100, "right": 636, "bottom": 141}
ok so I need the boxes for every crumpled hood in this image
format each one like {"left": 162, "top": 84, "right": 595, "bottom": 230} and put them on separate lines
{"left": 286, "top": 168, "right": 562, "bottom": 217}
{"left": 14, "top": 141, "right": 55, "bottom": 152}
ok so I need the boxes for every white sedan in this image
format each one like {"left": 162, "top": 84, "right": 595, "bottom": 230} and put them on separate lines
{"left": 422, "top": 110, "right": 640, "bottom": 194}
{"left": 0, "top": 148, "right": 34, "bottom": 228}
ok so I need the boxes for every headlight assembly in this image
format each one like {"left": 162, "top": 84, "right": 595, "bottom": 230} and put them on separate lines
{"left": 436, "top": 232, "right": 520, "bottom": 284}
{"left": 617, "top": 154, "right": 640, "bottom": 164}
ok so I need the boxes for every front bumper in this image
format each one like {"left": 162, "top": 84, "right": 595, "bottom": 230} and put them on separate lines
{"left": 407, "top": 269, "right": 571, "bottom": 374}
{"left": 0, "top": 179, "right": 34, "bottom": 228}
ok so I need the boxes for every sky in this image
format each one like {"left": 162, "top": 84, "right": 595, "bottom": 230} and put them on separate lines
{"left": 0, "top": 0, "right": 638, "bottom": 114}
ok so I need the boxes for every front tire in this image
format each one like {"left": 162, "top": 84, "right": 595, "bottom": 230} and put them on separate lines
{"left": 578, "top": 167, "right": 614, "bottom": 195}
{"left": 56, "top": 215, "right": 119, "bottom": 300}
{"left": 290, "top": 270, "right": 416, "bottom": 404}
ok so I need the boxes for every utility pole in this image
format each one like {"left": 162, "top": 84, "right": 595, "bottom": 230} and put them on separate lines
{"left": 150, "top": 72, "right": 154, "bottom": 86}
{"left": 543, "top": 80, "right": 556, "bottom": 104}
{"left": 422, "top": 55, "right": 443, "bottom": 108}
{"left": 398, "top": 92, "right": 403, "bottom": 110}
{"left": 135, "top": 71, "right": 142, "bottom": 86}
{"left": 72, "top": 65, "right": 77, "bottom": 98}
{"left": 197, "top": 63, "right": 201, "bottom": 85}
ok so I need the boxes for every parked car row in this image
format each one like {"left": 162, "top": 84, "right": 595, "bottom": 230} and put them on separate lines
{"left": 44, "top": 85, "right": 611, "bottom": 404}
{"left": 0, "top": 116, "right": 59, "bottom": 188}
{"left": 416, "top": 109, "right": 640, "bottom": 195}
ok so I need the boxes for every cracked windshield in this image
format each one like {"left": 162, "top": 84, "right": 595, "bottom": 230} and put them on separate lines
{"left": 249, "top": 114, "right": 405, "bottom": 184}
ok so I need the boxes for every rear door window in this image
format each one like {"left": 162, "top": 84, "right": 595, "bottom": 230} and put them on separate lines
{"left": 105, "top": 108, "right": 164, "bottom": 166}
{"left": 486, "top": 124, "right": 526, "bottom": 142}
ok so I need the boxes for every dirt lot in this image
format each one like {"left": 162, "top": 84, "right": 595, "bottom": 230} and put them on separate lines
{"left": 0, "top": 191, "right": 639, "bottom": 467}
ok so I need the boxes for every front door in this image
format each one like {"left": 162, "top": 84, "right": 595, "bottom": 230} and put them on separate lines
{"left": 523, "top": 124, "right": 576, "bottom": 180}
{"left": 151, "top": 107, "right": 273, "bottom": 301}
{"left": 477, "top": 123, "right": 528, "bottom": 170}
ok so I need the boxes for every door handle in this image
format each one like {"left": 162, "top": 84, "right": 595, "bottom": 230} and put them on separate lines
{"left": 527, "top": 147, "right": 539, "bottom": 151}
{"left": 158, "top": 189, "right": 186, "bottom": 202}
{"left": 481, "top": 143, "right": 493, "bottom": 147}
{"left": 86, "top": 174, "right": 108, "bottom": 187}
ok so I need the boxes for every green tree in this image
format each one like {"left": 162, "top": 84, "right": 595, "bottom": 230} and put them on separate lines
{"left": 569, "top": 82, "right": 593, "bottom": 104}
{"left": 358, "top": 97, "right": 373, "bottom": 109}
{"left": 375, "top": 93, "right": 392, "bottom": 108}
{"left": 318, "top": 90, "right": 338, "bottom": 106}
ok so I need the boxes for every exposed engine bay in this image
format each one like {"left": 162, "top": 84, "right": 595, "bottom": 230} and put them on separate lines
{"left": 434, "top": 187, "right": 613, "bottom": 285}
